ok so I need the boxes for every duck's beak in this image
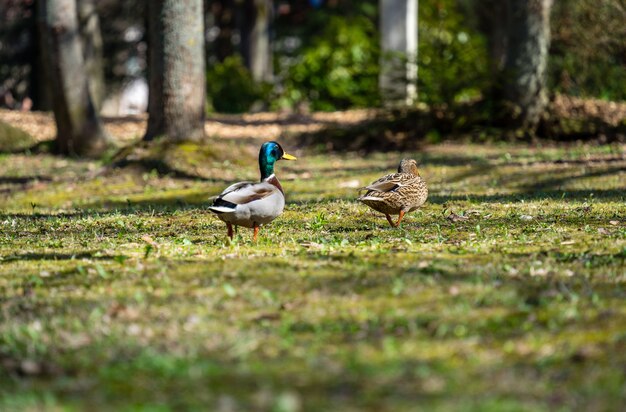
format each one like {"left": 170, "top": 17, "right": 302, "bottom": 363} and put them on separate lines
{"left": 281, "top": 152, "right": 297, "bottom": 160}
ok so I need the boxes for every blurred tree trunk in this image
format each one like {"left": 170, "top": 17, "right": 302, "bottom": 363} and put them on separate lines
{"left": 379, "top": 0, "right": 418, "bottom": 106}
{"left": 494, "top": 0, "right": 554, "bottom": 130}
{"left": 38, "top": 0, "right": 111, "bottom": 157}
{"left": 475, "top": 0, "right": 508, "bottom": 75}
{"left": 240, "top": 0, "right": 273, "bottom": 82}
{"left": 213, "top": 0, "right": 236, "bottom": 62}
{"left": 77, "top": 0, "right": 105, "bottom": 111}
{"left": 144, "top": 0, "right": 205, "bottom": 142}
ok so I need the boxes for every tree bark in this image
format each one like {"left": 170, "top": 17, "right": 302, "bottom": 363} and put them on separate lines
{"left": 38, "top": 0, "right": 111, "bottom": 157}
{"left": 497, "top": 0, "right": 553, "bottom": 130}
{"left": 144, "top": 0, "right": 206, "bottom": 142}
{"left": 77, "top": 0, "right": 105, "bottom": 111}
{"left": 240, "top": 0, "right": 273, "bottom": 83}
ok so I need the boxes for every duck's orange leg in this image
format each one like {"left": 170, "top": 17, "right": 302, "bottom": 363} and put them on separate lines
{"left": 395, "top": 210, "right": 406, "bottom": 227}
{"left": 227, "top": 223, "right": 234, "bottom": 240}
{"left": 385, "top": 214, "right": 395, "bottom": 227}
{"left": 253, "top": 223, "right": 260, "bottom": 242}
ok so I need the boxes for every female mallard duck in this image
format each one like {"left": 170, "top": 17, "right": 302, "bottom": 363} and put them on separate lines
{"left": 359, "top": 158, "right": 428, "bottom": 227}
{"left": 209, "top": 141, "right": 297, "bottom": 241}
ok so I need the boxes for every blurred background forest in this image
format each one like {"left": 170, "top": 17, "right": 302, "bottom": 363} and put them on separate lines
{"left": 1, "top": 0, "right": 625, "bottom": 112}
{"left": 1, "top": 0, "right": 626, "bottom": 160}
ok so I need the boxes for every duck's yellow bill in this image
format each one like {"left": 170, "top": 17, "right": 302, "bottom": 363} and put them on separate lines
{"left": 282, "top": 152, "right": 297, "bottom": 160}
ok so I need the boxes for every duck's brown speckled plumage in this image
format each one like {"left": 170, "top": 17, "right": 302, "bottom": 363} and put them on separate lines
{"left": 359, "top": 159, "right": 428, "bottom": 227}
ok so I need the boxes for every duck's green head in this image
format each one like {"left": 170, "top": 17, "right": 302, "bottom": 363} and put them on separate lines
{"left": 259, "top": 141, "right": 297, "bottom": 179}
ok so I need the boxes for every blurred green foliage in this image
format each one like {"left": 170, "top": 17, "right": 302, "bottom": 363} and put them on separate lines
{"left": 205, "top": 55, "right": 268, "bottom": 113}
{"left": 418, "top": 0, "right": 489, "bottom": 105}
{"left": 549, "top": 0, "right": 626, "bottom": 101}
{"left": 268, "top": 0, "right": 626, "bottom": 111}
{"left": 277, "top": 15, "right": 381, "bottom": 111}
{"left": 273, "top": 0, "right": 489, "bottom": 111}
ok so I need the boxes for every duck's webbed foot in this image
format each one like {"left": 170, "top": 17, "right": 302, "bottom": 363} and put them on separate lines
{"left": 395, "top": 210, "right": 406, "bottom": 227}
{"left": 253, "top": 223, "right": 260, "bottom": 242}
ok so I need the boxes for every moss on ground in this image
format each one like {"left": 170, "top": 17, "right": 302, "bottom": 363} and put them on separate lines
{"left": 0, "top": 141, "right": 625, "bottom": 411}
{"left": 0, "top": 120, "right": 36, "bottom": 152}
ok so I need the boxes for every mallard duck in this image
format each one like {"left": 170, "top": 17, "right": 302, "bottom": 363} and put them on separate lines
{"left": 209, "top": 141, "right": 297, "bottom": 241}
{"left": 359, "top": 158, "right": 428, "bottom": 227}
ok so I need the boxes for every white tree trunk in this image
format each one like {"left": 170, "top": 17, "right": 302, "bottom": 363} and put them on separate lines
{"left": 379, "top": 0, "right": 418, "bottom": 106}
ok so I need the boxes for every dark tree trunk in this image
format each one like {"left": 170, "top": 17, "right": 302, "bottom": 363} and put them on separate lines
{"left": 77, "top": 0, "right": 105, "bottom": 110}
{"left": 213, "top": 0, "right": 236, "bottom": 62}
{"left": 475, "top": 0, "right": 509, "bottom": 75}
{"left": 38, "top": 0, "right": 111, "bottom": 157}
{"left": 240, "top": 0, "right": 273, "bottom": 82}
{"left": 496, "top": 0, "right": 554, "bottom": 130}
{"left": 144, "top": 0, "right": 206, "bottom": 142}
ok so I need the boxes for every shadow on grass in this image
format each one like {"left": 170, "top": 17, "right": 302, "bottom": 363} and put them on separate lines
{"left": 520, "top": 165, "right": 626, "bottom": 191}
{"left": 0, "top": 176, "right": 53, "bottom": 184}
{"left": 208, "top": 112, "right": 338, "bottom": 127}
{"left": 0, "top": 251, "right": 123, "bottom": 263}
{"left": 429, "top": 188, "right": 625, "bottom": 204}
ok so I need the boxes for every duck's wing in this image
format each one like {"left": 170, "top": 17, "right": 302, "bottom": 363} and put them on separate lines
{"left": 360, "top": 173, "right": 420, "bottom": 193}
{"left": 211, "top": 181, "right": 277, "bottom": 211}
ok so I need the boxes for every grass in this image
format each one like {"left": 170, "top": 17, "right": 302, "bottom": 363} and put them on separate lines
{"left": 0, "top": 141, "right": 625, "bottom": 411}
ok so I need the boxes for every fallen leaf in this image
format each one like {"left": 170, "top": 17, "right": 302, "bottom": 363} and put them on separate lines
{"left": 560, "top": 240, "right": 575, "bottom": 245}
{"left": 20, "top": 360, "right": 41, "bottom": 375}
{"left": 609, "top": 220, "right": 619, "bottom": 226}
{"left": 60, "top": 332, "right": 91, "bottom": 349}
{"left": 520, "top": 215, "right": 533, "bottom": 221}
{"left": 252, "top": 312, "right": 281, "bottom": 322}
{"left": 300, "top": 242, "right": 323, "bottom": 249}
{"left": 597, "top": 228, "right": 609, "bottom": 235}
{"left": 447, "top": 213, "right": 469, "bottom": 222}
{"left": 141, "top": 235, "right": 158, "bottom": 249}
{"left": 339, "top": 179, "right": 361, "bottom": 188}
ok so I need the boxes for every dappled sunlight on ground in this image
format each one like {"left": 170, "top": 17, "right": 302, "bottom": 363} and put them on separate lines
{"left": 0, "top": 108, "right": 377, "bottom": 145}
{"left": 0, "top": 113, "right": 624, "bottom": 410}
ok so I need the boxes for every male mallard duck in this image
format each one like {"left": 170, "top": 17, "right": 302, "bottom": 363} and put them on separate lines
{"left": 209, "top": 141, "right": 297, "bottom": 241}
{"left": 359, "top": 158, "right": 428, "bottom": 227}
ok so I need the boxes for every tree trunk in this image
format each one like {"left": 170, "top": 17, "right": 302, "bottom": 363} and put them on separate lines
{"left": 77, "top": 0, "right": 105, "bottom": 111}
{"left": 240, "top": 0, "right": 273, "bottom": 83}
{"left": 38, "top": 0, "right": 111, "bottom": 157}
{"left": 379, "top": 0, "right": 418, "bottom": 106}
{"left": 475, "top": 0, "right": 509, "bottom": 75}
{"left": 213, "top": 0, "right": 236, "bottom": 62}
{"left": 498, "top": 0, "right": 553, "bottom": 130}
{"left": 144, "top": 0, "right": 206, "bottom": 142}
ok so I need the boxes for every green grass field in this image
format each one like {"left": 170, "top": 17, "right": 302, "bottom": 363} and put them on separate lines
{"left": 1, "top": 141, "right": 625, "bottom": 411}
